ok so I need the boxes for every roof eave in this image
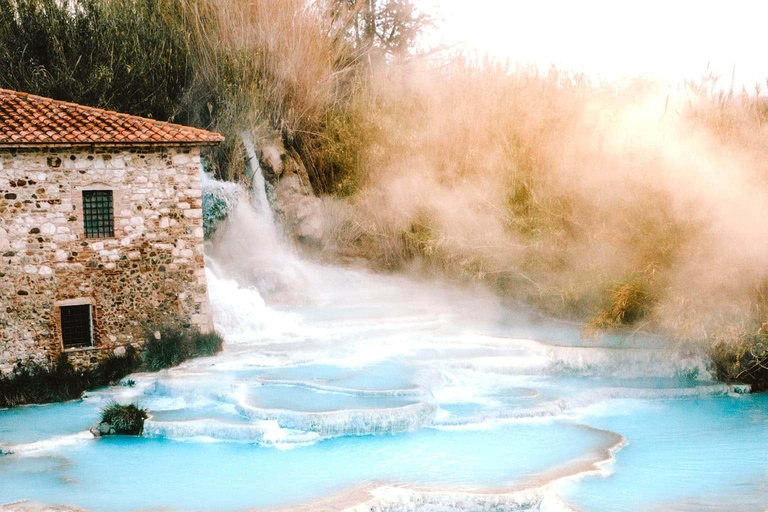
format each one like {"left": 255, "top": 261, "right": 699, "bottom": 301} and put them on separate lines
{"left": 0, "top": 140, "right": 224, "bottom": 150}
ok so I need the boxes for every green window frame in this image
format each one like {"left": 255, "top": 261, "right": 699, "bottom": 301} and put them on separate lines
{"left": 83, "top": 190, "right": 114, "bottom": 238}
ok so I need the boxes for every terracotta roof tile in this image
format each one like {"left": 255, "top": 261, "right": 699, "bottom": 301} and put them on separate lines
{"left": 0, "top": 88, "right": 223, "bottom": 146}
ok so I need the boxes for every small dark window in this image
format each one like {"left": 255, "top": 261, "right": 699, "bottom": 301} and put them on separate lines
{"left": 61, "top": 305, "right": 93, "bottom": 348}
{"left": 83, "top": 190, "right": 114, "bottom": 238}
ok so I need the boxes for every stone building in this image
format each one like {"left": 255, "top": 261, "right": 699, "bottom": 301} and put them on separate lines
{"left": 0, "top": 89, "right": 223, "bottom": 374}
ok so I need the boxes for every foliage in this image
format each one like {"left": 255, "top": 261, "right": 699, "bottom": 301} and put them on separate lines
{"left": 92, "top": 345, "right": 141, "bottom": 385}
{"left": 193, "top": 331, "right": 225, "bottom": 356}
{"left": 710, "top": 326, "right": 768, "bottom": 392}
{"left": 329, "top": 0, "right": 431, "bottom": 58}
{"left": 0, "top": 328, "right": 221, "bottom": 407}
{"left": 0, "top": 0, "right": 189, "bottom": 121}
{"left": 589, "top": 280, "right": 651, "bottom": 331}
{"left": 0, "top": 349, "right": 140, "bottom": 408}
{"left": 299, "top": 102, "right": 371, "bottom": 196}
{"left": 202, "top": 191, "right": 232, "bottom": 239}
{"left": 101, "top": 401, "right": 148, "bottom": 435}
{"left": 143, "top": 328, "right": 192, "bottom": 372}
{"left": 143, "top": 323, "right": 224, "bottom": 371}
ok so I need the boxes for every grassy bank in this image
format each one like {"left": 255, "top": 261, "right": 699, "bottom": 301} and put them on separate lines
{"left": 0, "top": 328, "right": 224, "bottom": 407}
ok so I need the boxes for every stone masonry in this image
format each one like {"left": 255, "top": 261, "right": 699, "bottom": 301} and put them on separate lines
{"left": 0, "top": 146, "right": 214, "bottom": 373}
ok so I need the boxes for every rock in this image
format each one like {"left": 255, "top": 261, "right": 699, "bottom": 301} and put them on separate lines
{"left": 274, "top": 174, "right": 325, "bottom": 247}
{"left": 90, "top": 422, "right": 112, "bottom": 437}
{"left": 254, "top": 131, "right": 286, "bottom": 182}
{"left": 282, "top": 150, "right": 312, "bottom": 190}
{"left": 113, "top": 346, "right": 126, "bottom": 357}
{"left": 245, "top": 127, "right": 327, "bottom": 249}
{"left": 292, "top": 196, "right": 325, "bottom": 246}
{"left": 276, "top": 173, "right": 303, "bottom": 197}
{"left": 258, "top": 144, "right": 284, "bottom": 181}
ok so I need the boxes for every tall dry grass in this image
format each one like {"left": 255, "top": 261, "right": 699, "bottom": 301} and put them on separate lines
{"left": 178, "top": 0, "right": 427, "bottom": 191}
{"left": 318, "top": 60, "right": 768, "bottom": 380}
{"left": 177, "top": 0, "right": 364, "bottom": 183}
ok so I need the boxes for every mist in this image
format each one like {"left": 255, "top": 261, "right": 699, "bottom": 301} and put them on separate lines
{"left": 316, "top": 62, "right": 768, "bottom": 355}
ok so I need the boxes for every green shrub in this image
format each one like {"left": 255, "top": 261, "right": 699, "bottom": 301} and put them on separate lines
{"left": 143, "top": 328, "right": 193, "bottom": 371}
{"left": 101, "top": 401, "right": 148, "bottom": 435}
{"left": 0, "top": 0, "right": 189, "bottom": 122}
{"left": 193, "top": 331, "right": 225, "bottom": 356}
{"left": 0, "top": 348, "right": 140, "bottom": 408}
{"left": 92, "top": 345, "right": 141, "bottom": 385}
{"left": 143, "top": 324, "right": 225, "bottom": 371}
{"left": 202, "top": 190, "right": 233, "bottom": 239}
{"left": 0, "top": 355, "right": 84, "bottom": 407}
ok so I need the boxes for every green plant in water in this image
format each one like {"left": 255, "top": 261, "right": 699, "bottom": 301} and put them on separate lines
{"left": 101, "top": 401, "right": 148, "bottom": 435}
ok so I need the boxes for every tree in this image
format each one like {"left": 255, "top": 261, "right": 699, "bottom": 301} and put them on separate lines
{"left": 329, "top": 0, "right": 429, "bottom": 60}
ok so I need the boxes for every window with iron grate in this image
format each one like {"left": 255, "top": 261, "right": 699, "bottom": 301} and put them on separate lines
{"left": 83, "top": 190, "right": 114, "bottom": 238}
{"left": 60, "top": 305, "right": 93, "bottom": 348}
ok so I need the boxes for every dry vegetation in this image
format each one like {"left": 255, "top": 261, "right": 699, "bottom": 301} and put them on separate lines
{"left": 2, "top": 0, "right": 768, "bottom": 386}
{"left": 317, "top": 63, "right": 768, "bottom": 387}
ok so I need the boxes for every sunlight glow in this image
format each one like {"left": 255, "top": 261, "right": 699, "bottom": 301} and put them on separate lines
{"left": 419, "top": 0, "right": 768, "bottom": 89}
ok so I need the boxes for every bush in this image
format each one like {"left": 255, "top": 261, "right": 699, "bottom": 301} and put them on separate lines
{"left": 0, "top": 348, "right": 140, "bottom": 408}
{"left": 0, "top": 0, "right": 189, "bottom": 122}
{"left": 0, "top": 355, "right": 84, "bottom": 407}
{"left": 143, "top": 324, "right": 224, "bottom": 371}
{"left": 202, "top": 189, "right": 233, "bottom": 239}
{"left": 143, "top": 328, "right": 192, "bottom": 372}
{"left": 101, "top": 401, "right": 148, "bottom": 435}
{"left": 193, "top": 331, "right": 225, "bottom": 356}
{"left": 92, "top": 345, "right": 141, "bottom": 385}
{"left": 710, "top": 327, "right": 768, "bottom": 392}
{"left": 589, "top": 280, "right": 651, "bottom": 331}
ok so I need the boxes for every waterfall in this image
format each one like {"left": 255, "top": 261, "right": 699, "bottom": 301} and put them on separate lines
{"left": 241, "top": 131, "right": 276, "bottom": 229}
{"left": 201, "top": 132, "right": 313, "bottom": 305}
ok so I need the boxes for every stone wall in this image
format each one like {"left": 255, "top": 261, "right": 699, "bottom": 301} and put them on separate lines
{"left": 0, "top": 145, "right": 212, "bottom": 374}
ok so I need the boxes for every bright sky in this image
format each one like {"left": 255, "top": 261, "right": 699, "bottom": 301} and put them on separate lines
{"left": 418, "top": 0, "right": 768, "bottom": 90}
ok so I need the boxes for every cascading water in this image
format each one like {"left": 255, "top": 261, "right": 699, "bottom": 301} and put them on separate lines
{"left": 241, "top": 131, "right": 275, "bottom": 230}
{"left": 2, "top": 162, "right": 768, "bottom": 512}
